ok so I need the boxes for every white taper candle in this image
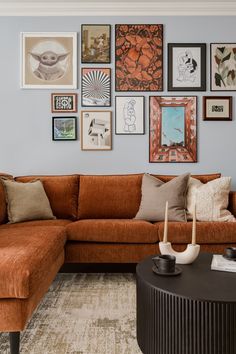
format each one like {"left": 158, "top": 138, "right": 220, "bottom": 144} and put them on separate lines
{"left": 163, "top": 201, "right": 168, "bottom": 243}
{"left": 192, "top": 203, "right": 196, "bottom": 245}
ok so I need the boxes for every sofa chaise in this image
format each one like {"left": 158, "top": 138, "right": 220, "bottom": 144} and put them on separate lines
{"left": 1, "top": 172, "right": 236, "bottom": 353}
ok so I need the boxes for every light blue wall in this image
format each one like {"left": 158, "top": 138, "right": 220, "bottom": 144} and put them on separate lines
{"left": 0, "top": 17, "right": 236, "bottom": 187}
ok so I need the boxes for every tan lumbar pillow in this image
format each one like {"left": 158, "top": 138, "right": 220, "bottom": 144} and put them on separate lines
{"left": 187, "top": 176, "right": 235, "bottom": 222}
{"left": 135, "top": 173, "right": 190, "bottom": 222}
{"left": 1, "top": 179, "right": 55, "bottom": 223}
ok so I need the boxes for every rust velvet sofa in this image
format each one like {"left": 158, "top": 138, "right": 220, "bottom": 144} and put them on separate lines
{"left": 1, "top": 172, "right": 236, "bottom": 353}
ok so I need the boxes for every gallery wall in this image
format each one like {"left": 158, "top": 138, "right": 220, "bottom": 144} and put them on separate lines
{"left": 0, "top": 16, "right": 236, "bottom": 187}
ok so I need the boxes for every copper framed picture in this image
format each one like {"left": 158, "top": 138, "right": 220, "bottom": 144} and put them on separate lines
{"left": 149, "top": 96, "right": 197, "bottom": 163}
{"left": 115, "top": 24, "right": 163, "bottom": 91}
{"left": 81, "top": 111, "right": 112, "bottom": 150}
{"left": 51, "top": 93, "right": 77, "bottom": 113}
{"left": 203, "top": 96, "right": 232, "bottom": 121}
{"left": 81, "top": 24, "right": 111, "bottom": 64}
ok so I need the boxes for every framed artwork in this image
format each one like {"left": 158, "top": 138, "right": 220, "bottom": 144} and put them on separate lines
{"left": 81, "top": 68, "right": 111, "bottom": 107}
{"left": 115, "top": 24, "right": 163, "bottom": 91}
{"left": 149, "top": 96, "right": 197, "bottom": 163}
{"left": 51, "top": 93, "right": 77, "bottom": 113}
{"left": 115, "top": 96, "right": 145, "bottom": 135}
{"left": 81, "top": 24, "right": 111, "bottom": 63}
{"left": 52, "top": 117, "right": 77, "bottom": 141}
{"left": 81, "top": 111, "right": 112, "bottom": 150}
{"left": 211, "top": 43, "right": 236, "bottom": 91}
{"left": 21, "top": 32, "right": 77, "bottom": 89}
{"left": 168, "top": 43, "right": 206, "bottom": 91}
{"left": 203, "top": 96, "right": 232, "bottom": 121}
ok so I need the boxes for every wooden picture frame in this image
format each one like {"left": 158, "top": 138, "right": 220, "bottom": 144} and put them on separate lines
{"left": 51, "top": 93, "right": 77, "bottom": 113}
{"left": 115, "top": 96, "right": 145, "bottom": 135}
{"left": 168, "top": 43, "right": 206, "bottom": 91}
{"left": 149, "top": 96, "right": 197, "bottom": 163}
{"left": 203, "top": 96, "right": 232, "bottom": 121}
{"left": 52, "top": 116, "right": 77, "bottom": 141}
{"left": 81, "top": 111, "right": 112, "bottom": 150}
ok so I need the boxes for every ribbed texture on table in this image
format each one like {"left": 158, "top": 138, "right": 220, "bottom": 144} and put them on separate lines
{"left": 137, "top": 276, "right": 236, "bottom": 354}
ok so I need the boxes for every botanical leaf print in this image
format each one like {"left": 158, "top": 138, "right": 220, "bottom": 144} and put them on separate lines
{"left": 213, "top": 44, "right": 236, "bottom": 89}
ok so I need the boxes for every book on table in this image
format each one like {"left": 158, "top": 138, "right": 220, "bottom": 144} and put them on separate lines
{"left": 211, "top": 254, "right": 236, "bottom": 273}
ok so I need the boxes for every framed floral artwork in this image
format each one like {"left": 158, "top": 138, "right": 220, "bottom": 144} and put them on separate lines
{"left": 115, "top": 24, "right": 163, "bottom": 91}
{"left": 81, "top": 68, "right": 111, "bottom": 107}
{"left": 149, "top": 96, "right": 197, "bottom": 163}
{"left": 21, "top": 32, "right": 77, "bottom": 89}
{"left": 115, "top": 96, "right": 145, "bottom": 135}
{"left": 81, "top": 24, "right": 111, "bottom": 63}
{"left": 51, "top": 93, "right": 77, "bottom": 113}
{"left": 211, "top": 43, "right": 236, "bottom": 91}
{"left": 52, "top": 117, "right": 77, "bottom": 141}
{"left": 203, "top": 96, "right": 232, "bottom": 121}
{"left": 81, "top": 111, "right": 112, "bottom": 150}
{"left": 168, "top": 43, "right": 206, "bottom": 91}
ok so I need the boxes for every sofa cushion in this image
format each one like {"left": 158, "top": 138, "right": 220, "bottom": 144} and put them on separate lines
{"left": 16, "top": 175, "right": 79, "bottom": 220}
{"left": 0, "top": 219, "right": 72, "bottom": 230}
{"left": 0, "top": 226, "right": 66, "bottom": 299}
{"left": 78, "top": 174, "right": 142, "bottom": 219}
{"left": 0, "top": 173, "right": 13, "bottom": 224}
{"left": 66, "top": 219, "right": 158, "bottom": 243}
{"left": 157, "top": 221, "right": 236, "bottom": 244}
{"left": 154, "top": 173, "right": 221, "bottom": 184}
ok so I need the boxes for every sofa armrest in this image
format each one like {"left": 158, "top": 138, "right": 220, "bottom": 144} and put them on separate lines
{"left": 228, "top": 191, "right": 236, "bottom": 217}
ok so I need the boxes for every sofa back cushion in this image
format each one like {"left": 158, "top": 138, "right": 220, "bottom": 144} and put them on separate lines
{"left": 0, "top": 173, "right": 13, "bottom": 224}
{"left": 78, "top": 174, "right": 143, "bottom": 219}
{"left": 15, "top": 175, "right": 79, "bottom": 220}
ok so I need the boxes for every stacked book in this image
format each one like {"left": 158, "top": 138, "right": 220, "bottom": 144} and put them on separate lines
{"left": 211, "top": 255, "right": 236, "bottom": 273}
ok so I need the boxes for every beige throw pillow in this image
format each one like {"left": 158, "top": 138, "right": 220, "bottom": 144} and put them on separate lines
{"left": 1, "top": 179, "right": 55, "bottom": 223}
{"left": 135, "top": 173, "right": 190, "bottom": 222}
{"left": 187, "top": 177, "right": 235, "bottom": 222}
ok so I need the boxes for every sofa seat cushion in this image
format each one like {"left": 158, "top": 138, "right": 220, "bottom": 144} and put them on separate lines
{"left": 66, "top": 219, "right": 158, "bottom": 243}
{"left": 0, "top": 226, "right": 66, "bottom": 299}
{"left": 0, "top": 219, "right": 72, "bottom": 230}
{"left": 157, "top": 221, "right": 236, "bottom": 244}
{"left": 15, "top": 175, "right": 79, "bottom": 220}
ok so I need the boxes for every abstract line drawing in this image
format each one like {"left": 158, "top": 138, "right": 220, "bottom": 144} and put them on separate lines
{"left": 82, "top": 68, "right": 111, "bottom": 106}
{"left": 123, "top": 99, "right": 137, "bottom": 132}
{"left": 177, "top": 50, "right": 198, "bottom": 83}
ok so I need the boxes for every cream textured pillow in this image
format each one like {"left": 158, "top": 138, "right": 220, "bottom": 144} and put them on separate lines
{"left": 1, "top": 179, "right": 55, "bottom": 223}
{"left": 187, "top": 177, "right": 235, "bottom": 222}
{"left": 135, "top": 173, "right": 190, "bottom": 222}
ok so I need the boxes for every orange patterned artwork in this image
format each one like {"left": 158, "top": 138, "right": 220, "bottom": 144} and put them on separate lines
{"left": 115, "top": 24, "right": 163, "bottom": 91}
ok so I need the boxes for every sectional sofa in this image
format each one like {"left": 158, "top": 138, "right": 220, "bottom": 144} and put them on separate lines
{"left": 1, "top": 172, "right": 236, "bottom": 354}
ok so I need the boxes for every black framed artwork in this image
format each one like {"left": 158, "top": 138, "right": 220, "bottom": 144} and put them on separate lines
{"left": 115, "top": 96, "right": 145, "bottom": 135}
{"left": 168, "top": 43, "right": 206, "bottom": 91}
{"left": 81, "top": 24, "right": 111, "bottom": 64}
{"left": 52, "top": 116, "right": 77, "bottom": 141}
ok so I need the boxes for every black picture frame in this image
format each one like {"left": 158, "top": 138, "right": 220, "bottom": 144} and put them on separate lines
{"left": 81, "top": 24, "right": 111, "bottom": 64}
{"left": 168, "top": 43, "right": 206, "bottom": 91}
{"left": 81, "top": 67, "right": 111, "bottom": 107}
{"left": 115, "top": 96, "right": 145, "bottom": 135}
{"left": 203, "top": 96, "right": 233, "bottom": 121}
{"left": 52, "top": 116, "right": 77, "bottom": 141}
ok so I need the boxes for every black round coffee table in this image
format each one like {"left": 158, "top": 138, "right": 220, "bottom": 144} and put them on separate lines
{"left": 136, "top": 253, "right": 236, "bottom": 354}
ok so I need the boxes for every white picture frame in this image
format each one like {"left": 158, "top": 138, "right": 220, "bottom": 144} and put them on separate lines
{"left": 21, "top": 32, "right": 77, "bottom": 89}
{"left": 115, "top": 96, "right": 145, "bottom": 135}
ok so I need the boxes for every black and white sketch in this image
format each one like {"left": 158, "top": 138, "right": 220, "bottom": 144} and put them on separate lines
{"left": 168, "top": 44, "right": 206, "bottom": 91}
{"left": 81, "top": 111, "right": 112, "bottom": 150}
{"left": 115, "top": 96, "right": 145, "bottom": 135}
{"left": 82, "top": 68, "right": 111, "bottom": 107}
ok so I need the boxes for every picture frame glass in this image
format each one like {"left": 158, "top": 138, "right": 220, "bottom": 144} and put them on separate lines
{"left": 81, "top": 25, "right": 110, "bottom": 63}
{"left": 115, "top": 96, "right": 144, "bottom": 134}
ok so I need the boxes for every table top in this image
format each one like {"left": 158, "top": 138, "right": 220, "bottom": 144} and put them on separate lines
{"left": 136, "top": 253, "right": 236, "bottom": 303}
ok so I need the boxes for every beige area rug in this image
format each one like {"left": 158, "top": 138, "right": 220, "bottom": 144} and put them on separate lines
{"left": 0, "top": 273, "right": 142, "bottom": 354}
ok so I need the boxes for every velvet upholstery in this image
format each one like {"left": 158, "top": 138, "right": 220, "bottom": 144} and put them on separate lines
{"left": 0, "top": 226, "right": 66, "bottom": 299}
{"left": 156, "top": 221, "right": 236, "bottom": 244}
{"left": 154, "top": 173, "right": 221, "bottom": 184}
{"left": 228, "top": 191, "right": 236, "bottom": 217}
{"left": 66, "top": 219, "right": 158, "bottom": 243}
{"left": 0, "top": 219, "right": 72, "bottom": 230}
{"left": 65, "top": 242, "right": 158, "bottom": 263}
{"left": 0, "top": 173, "right": 13, "bottom": 224}
{"left": 15, "top": 175, "right": 79, "bottom": 220}
{"left": 78, "top": 174, "right": 143, "bottom": 219}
